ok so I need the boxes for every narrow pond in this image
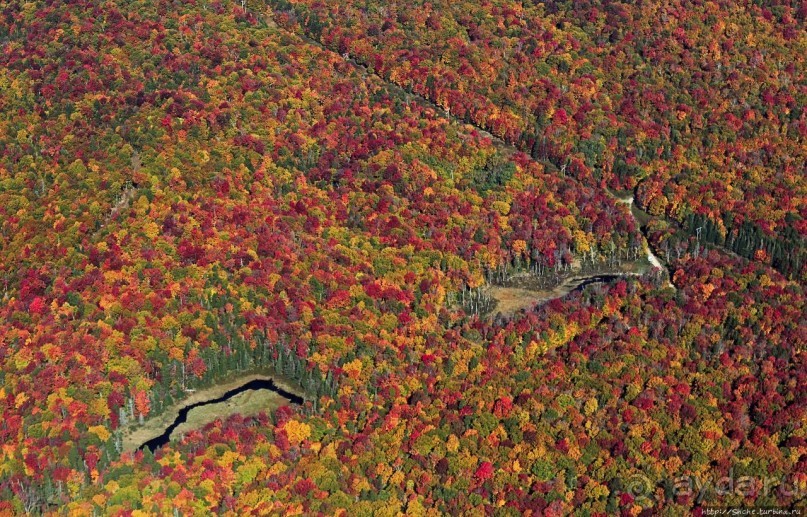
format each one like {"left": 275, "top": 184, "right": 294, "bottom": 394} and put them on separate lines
{"left": 133, "top": 377, "right": 303, "bottom": 453}
{"left": 568, "top": 274, "right": 622, "bottom": 292}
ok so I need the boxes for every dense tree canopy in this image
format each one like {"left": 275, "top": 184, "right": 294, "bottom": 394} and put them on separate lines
{"left": 0, "top": 0, "right": 804, "bottom": 514}
{"left": 270, "top": 0, "right": 806, "bottom": 279}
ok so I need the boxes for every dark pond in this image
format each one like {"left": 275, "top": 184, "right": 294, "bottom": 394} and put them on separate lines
{"left": 141, "top": 378, "right": 303, "bottom": 452}
{"left": 570, "top": 274, "right": 622, "bottom": 291}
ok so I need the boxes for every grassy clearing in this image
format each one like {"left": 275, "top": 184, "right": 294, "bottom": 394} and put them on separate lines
{"left": 170, "top": 388, "right": 288, "bottom": 442}
{"left": 487, "top": 284, "right": 576, "bottom": 316}
{"left": 488, "top": 286, "right": 545, "bottom": 316}
{"left": 487, "top": 257, "right": 656, "bottom": 317}
{"left": 121, "top": 372, "right": 303, "bottom": 453}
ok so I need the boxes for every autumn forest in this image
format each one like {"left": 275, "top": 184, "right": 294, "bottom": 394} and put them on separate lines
{"left": 0, "top": 0, "right": 804, "bottom": 514}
